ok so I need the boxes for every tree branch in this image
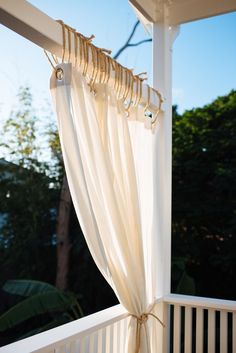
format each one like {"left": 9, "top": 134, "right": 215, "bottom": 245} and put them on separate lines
{"left": 113, "top": 20, "right": 152, "bottom": 60}
{"left": 113, "top": 20, "right": 139, "bottom": 59}
{"left": 126, "top": 38, "right": 152, "bottom": 47}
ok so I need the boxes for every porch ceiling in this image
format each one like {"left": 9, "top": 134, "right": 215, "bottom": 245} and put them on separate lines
{"left": 129, "top": 0, "right": 236, "bottom": 26}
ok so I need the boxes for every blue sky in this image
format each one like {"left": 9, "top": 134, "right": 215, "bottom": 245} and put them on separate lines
{"left": 0, "top": 0, "right": 235, "bottom": 120}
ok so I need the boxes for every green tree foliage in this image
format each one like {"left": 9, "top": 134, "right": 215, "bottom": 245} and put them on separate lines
{"left": 0, "top": 86, "right": 59, "bottom": 282}
{"left": 172, "top": 90, "right": 236, "bottom": 298}
{"left": 1, "top": 87, "right": 38, "bottom": 168}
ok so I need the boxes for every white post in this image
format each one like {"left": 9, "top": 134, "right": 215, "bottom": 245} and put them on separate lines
{"left": 152, "top": 5, "right": 179, "bottom": 352}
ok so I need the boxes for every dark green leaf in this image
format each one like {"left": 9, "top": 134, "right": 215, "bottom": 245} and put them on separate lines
{"left": 3, "top": 280, "right": 58, "bottom": 297}
{"left": 0, "top": 291, "right": 71, "bottom": 331}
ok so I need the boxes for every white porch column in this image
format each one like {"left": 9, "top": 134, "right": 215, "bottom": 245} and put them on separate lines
{"left": 152, "top": 6, "right": 179, "bottom": 353}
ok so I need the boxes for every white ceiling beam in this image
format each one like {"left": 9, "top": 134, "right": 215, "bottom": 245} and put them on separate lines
{"left": 0, "top": 0, "right": 63, "bottom": 56}
{"left": 168, "top": 0, "right": 236, "bottom": 26}
{"left": 130, "top": 0, "right": 236, "bottom": 26}
{"left": 129, "top": 0, "right": 157, "bottom": 22}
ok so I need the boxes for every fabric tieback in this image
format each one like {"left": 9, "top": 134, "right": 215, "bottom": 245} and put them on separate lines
{"left": 131, "top": 311, "right": 165, "bottom": 353}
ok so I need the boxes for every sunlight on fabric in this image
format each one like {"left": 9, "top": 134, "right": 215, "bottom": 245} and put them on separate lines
{"left": 50, "top": 62, "right": 163, "bottom": 352}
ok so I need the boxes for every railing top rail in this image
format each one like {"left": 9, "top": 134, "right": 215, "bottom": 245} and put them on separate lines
{"left": 164, "top": 293, "right": 236, "bottom": 311}
{"left": 0, "top": 304, "right": 128, "bottom": 353}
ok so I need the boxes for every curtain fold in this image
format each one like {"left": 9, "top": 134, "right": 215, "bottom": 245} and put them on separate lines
{"left": 50, "top": 63, "right": 160, "bottom": 353}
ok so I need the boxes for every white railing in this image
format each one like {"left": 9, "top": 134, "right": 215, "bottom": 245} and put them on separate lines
{"left": 164, "top": 294, "right": 236, "bottom": 353}
{"left": 0, "top": 304, "right": 129, "bottom": 353}
{"left": 1, "top": 295, "right": 236, "bottom": 353}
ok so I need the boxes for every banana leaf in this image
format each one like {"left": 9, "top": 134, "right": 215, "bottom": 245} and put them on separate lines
{"left": 0, "top": 291, "right": 72, "bottom": 331}
{"left": 3, "top": 280, "right": 57, "bottom": 297}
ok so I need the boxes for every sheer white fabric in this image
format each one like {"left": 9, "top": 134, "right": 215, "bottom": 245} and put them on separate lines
{"left": 50, "top": 63, "right": 159, "bottom": 353}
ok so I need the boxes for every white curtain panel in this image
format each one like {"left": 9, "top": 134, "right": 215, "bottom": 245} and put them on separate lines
{"left": 50, "top": 63, "right": 160, "bottom": 353}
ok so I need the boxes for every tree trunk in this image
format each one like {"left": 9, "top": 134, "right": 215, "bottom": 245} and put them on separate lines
{"left": 55, "top": 174, "right": 72, "bottom": 291}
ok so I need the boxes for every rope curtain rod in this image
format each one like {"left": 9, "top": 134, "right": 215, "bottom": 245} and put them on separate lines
{"left": 45, "top": 20, "right": 164, "bottom": 121}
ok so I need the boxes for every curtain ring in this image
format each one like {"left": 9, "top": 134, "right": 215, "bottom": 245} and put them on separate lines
{"left": 89, "top": 45, "right": 96, "bottom": 87}
{"left": 106, "top": 56, "right": 111, "bottom": 84}
{"left": 74, "top": 29, "right": 78, "bottom": 67}
{"left": 132, "top": 76, "right": 139, "bottom": 107}
{"left": 78, "top": 34, "right": 83, "bottom": 67}
{"left": 65, "top": 25, "right": 71, "bottom": 63}
{"left": 44, "top": 19, "right": 66, "bottom": 71}
{"left": 88, "top": 45, "right": 95, "bottom": 91}
{"left": 117, "top": 65, "right": 123, "bottom": 99}
{"left": 55, "top": 67, "right": 64, "bottom": 80}
{"left": 121, "top": 69, "right": 127, "bottom": 101}
{"left": 138, "top": 78, "right": 143, "bottom": 106}
{"left": 88, "top": 46, "right": 98, "bottom": 94}
{"left": 52, "top": 53, "right": 58, "bottom": 65}
{"left": 144, "top": 85, "right": 151, "bottom": 114}
{"left": 97, "top": 50, "right": 102, "bottom": 83}
{"left": 119, "top": 66, "right": 124, "bottom": 99}
{"left": 103, "top": 55, "right": 107, "bottom": 84}
{"left": 125, "top": 73, "right": 134, "bottom": 113}
{"left": 116, "top": 64, "right": 123, "bottom": 99}
{"left": 101, "top": 54, "right": 106, "bottom": 84}
{"left": 64, "top": 23, "right": 77, "bottom": 64}
{"left": 123, "top": 70, "right": 133, "bottom": 117}
{"left": 85, "top": 42, "right": 91, "bottom": 77}
{"left": 80, "top": 35, "right": 85, "bottom": 73}
{"left": 116, "top": 64, "right": 120, "bottom": 97}
{"left": 82, "top": 38, "right": 88, "bottom": 75}
{"left": 81, "top": 36, "right": 85, "bottom": 74}
{"left": 98, "top": 51, "right": 105, "bottom": 84}
{"left": 123, "top": 69, "right": 130, "bottom": 103}
{"left": 44, "top": 50, "right": 57, "bottom": 70}
{"left": 104, "top": 55, "right": 110, "bottom": 84}
{"left": 114, "top": 61, "right": 119, "bottom": 93}
{"left": 151, "top": 89, "right": 163, "bottom": 126}
{"left": 94, "top": 49, "right": 100, "bottom": 85}
{"left": 56, "top": 20, "right": 66, "bottom": 64}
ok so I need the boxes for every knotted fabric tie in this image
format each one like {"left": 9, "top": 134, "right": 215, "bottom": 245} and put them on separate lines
{"left": 131, "top": 310, "right": 165, "bottom": 353}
